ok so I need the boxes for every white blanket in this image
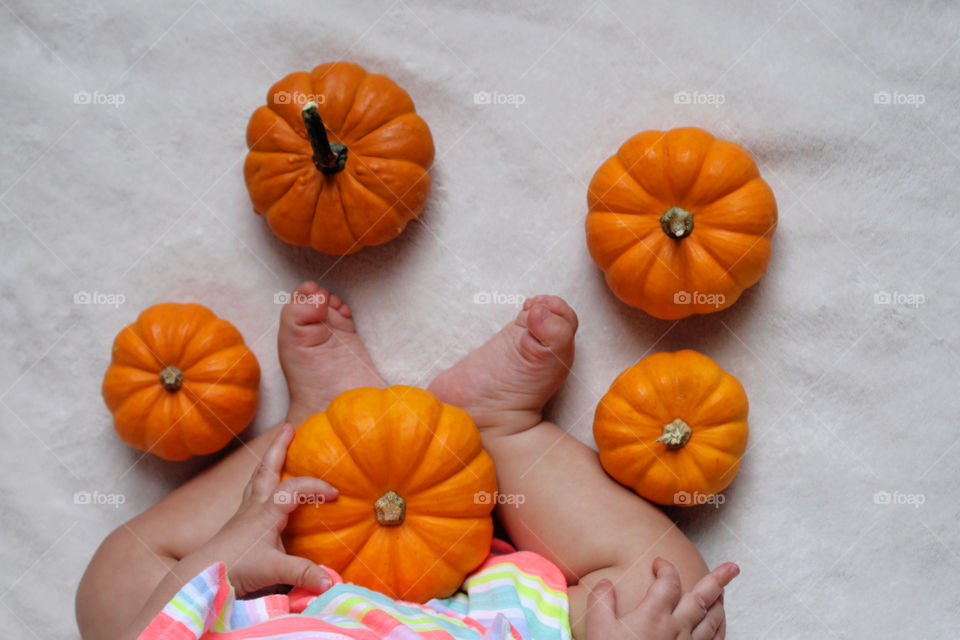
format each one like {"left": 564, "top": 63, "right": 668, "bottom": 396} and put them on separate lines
{"left": 1, "top": 1, "right": 956, "bottom": 637}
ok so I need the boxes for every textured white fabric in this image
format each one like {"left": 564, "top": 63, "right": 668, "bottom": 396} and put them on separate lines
{"left": 1, "top": 1, "right": 957, "bottom": 637}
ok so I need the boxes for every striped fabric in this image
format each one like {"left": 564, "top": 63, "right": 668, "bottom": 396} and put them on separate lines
{"left": 138, "top": 539, "right": 571, "bottom": 640}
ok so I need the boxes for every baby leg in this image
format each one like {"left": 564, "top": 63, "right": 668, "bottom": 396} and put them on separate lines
{"left": 76, "top": 282, "right": 385, "bottom": 640}
{"left": 429, "top": 296, "right": 710, "bottom": 639}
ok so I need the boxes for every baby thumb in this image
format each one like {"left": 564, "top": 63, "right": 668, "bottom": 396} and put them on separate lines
{"left": 586, "top": 579, "right": 618, "bottom": 636}
{"left": 276, "top": 555, "right": 333, "bottom": 592}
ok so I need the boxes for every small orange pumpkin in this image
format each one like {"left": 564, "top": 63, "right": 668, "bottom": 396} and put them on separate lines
{"left": 282, "top": 386, "right": 497, "bottom": 602}
{"left": 593, "top": 350, "right": 748, "bottom": 505}
{"left": 244, "top": 61, "right": 435, "bottom": 255}
{"left": 585, "top": 127, "right": 777, "bottom": 320}
{"left": 101, "top": 303, "right": 260, "bottom": 461}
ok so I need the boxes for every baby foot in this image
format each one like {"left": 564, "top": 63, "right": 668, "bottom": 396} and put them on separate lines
{"left": 278, "top": 281, "right": 385, "bottom": 427}
{"left": 428, "top": 295, "right": 577, "bottom": 434}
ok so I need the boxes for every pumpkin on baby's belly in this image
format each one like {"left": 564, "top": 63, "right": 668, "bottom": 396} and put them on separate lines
{"left": 282, "top": 385, "right": 497, "bottom": 602}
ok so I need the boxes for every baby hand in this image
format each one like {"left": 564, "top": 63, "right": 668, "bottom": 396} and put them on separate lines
{"left": 201, "top": 424, "right": 340, "bottom": 597}
{"left": 587, "top": 557, "right": 739, "bottom": 640}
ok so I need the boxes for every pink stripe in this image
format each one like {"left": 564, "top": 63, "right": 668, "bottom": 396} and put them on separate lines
{"left": 138, "top": 611, "right": 195, "bottom": 640}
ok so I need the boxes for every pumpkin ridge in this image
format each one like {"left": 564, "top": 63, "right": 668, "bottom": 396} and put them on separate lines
{"left": 104, "top": 365, "right": 162, "bottom": 398}
{"left": 694, "top": 178, "right": 776, "bottom": 232}
{"left": 309, "top": 64, "right": 367, "bottom": 133}
{"left": 349, "top": 157, "right": 430, "bottom": 213}
{"left": 686, "top": 142, "right": 761, "bottom": 208}
{"left": 601, "top": 155, "right": 663, "bottom": 211}
{"left": 616, "top": 442, "right": 664, "bottom": 481}
{"left": 606, "top": 233, "right": 668, "bottom": 293}
{"left": 687, "top": 236, "right": 743, "bottom": 291}
{"left": 340, "top": 169, "right": 396, "bottom": 238}
{"left": 158, "top": 392, "right": 193, "bottom": 459}
{"left": 680, "top": 135, "right": 717, "bottom": 204}
{"left": 250, "top": 107, "right": 312, "bottom": 155}
{"left": 404, "top": 453, "right": 489, "bottom": 504}
{"left": 332, "top": 178, "right": 363, "bottom": 244}
{"left": 257, "top": 163, "right": 316, "bottom": 222}
{"left": 398, "top": 523, "right": 467, "bottom": 600}
{"left": 688, "top": 376, "right": 747, "bottom": 424}
{"left": 597, "top": 216, "right": 665, "bottom": 269}
{"left": 340, "top": 525, "right": 391, "bottom": 583}
{"left": 332, "top": 395, "right": 411, "bottom": 492}
{"left": 129, "top": 324, "right": 166, "bottom": 371}
{"left": 112, "top": 386, "right": 163, "bottom": 445}
{"left": 349, "top": 113, "right": 420, "bottom": 155}
{"left": 684, "top": 431, "right": 745, "bottom": 459}
{"left": 179, "top": 342, "right": 257, "bottom": 380}
{"left": 176, "top": 319, "right": 238, "bottom": 371}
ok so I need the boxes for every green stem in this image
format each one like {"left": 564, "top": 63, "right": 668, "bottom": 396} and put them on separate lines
{"left": 660, "top": 206, "right": 694, "bottom": 239}
{"left": 301, "top": 101, "right": 347, "bottom": 174}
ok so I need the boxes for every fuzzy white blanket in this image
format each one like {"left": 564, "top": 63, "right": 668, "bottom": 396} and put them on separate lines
{"left": 1, "top": 1, "right": 956, "bottom": 637}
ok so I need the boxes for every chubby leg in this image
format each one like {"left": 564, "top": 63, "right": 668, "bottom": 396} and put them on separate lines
{"left": 76, "top": 282, "right": 385, "bottom": 640}
{"left": 429, "top": 296, "right": 711, "bottom": 640}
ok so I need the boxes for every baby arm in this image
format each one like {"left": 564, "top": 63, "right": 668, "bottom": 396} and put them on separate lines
{"left": 480, "top": 420, "right": 728, "bottom": 639}
{"left": 116, "top": 425, "right": 338, "bottom": 640}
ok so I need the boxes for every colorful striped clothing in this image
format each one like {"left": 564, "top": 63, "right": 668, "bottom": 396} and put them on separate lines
{"left": 138, "top": 539, "right": 571, "bottom": 640}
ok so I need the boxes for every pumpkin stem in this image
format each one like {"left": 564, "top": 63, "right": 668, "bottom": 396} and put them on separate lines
{"left": 660, "top": 206, "right": 694, "bottom": 239}
{"left": 301, "top": 101, "right": 347, "bottom": 174}
{"left": 656, "top": 418, "right": 692, "bottom": 450}
{"left": 374, "top": 490, "right": 406, "bottom": 526}
{"left": 159, "top": 365, "right": 184, "bottom": 392}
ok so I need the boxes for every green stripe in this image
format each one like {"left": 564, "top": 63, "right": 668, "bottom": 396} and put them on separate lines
{"left": 169, "top": 598, "right": 204, "bottom": 631}
{"left": 467, "top": 567, "right": 569, "bottom": 625}
{"left": 331, "top": 595, "right": 470, "bottom": 631}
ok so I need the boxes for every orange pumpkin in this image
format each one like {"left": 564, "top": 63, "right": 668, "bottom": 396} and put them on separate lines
{"left": 101, "top": 303, "right": 260, "bottom": 461}
{"left": 585, "top": 127, "right": 777, "bottom": 320}
{"left": 282, "top": 386, "right": 497, "bottom": 602}
{"left": 244, "top": 61, "right": 435, "bottom": 255}
{"left": 593, "top": 350, "right": 748, "bottom": 505}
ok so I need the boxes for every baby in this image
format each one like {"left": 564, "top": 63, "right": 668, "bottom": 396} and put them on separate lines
{"left": 76, "top": 281, "right": 737, "bottom": 640}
